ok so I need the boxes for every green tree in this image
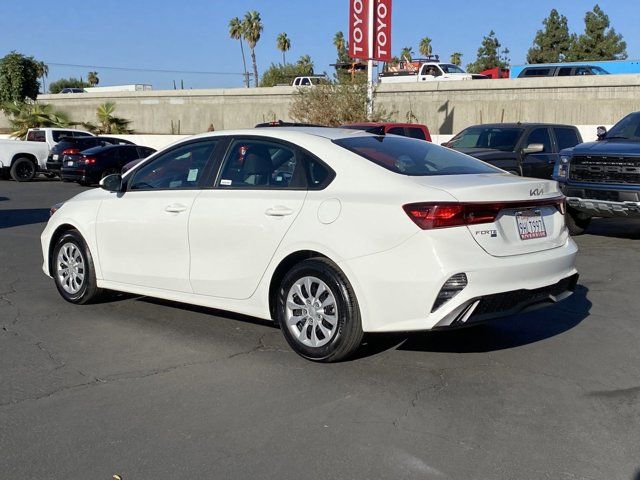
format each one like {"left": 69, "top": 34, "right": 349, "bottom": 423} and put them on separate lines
{"left": 0, "top": 52, "right": 42, "bottom": 103}
{"left": 569, "top": 4, "right": 627, "bottom": 61}
{"left": 242, "top": 10, "right": 263, "bottom": 87}
{"left": 82, "top": 102, "right": 133, "bottom": 134}
{"left": 333, "top": 31, "right": 350, "bottom": 63}
{"left": 290, "top": 77, "right": 392, "bottom": 126}
{"left": 260, "top": 57, "right": 315, "bottom": 87}
{"left": 419, "top": 37, "right": 433, "bottom": 57}
{"left": 229, "top": 17, "right": 250, "bottom": 88}
{"left": 87, "top": 71, "right": 99, "bottom": 86}
{"left": 450, "top": 52, "right": 463, "bottom": 66}
{"left": 399, "top": 46, "right": 414, "bottom": 62}
{"left": 49, "top": 77, "right": 90, "bottom": 94}
{"left": 276, "top": 33, "right": 291, "bottom": 64}
{"left": 2, "top": 101, "right": 71, "bottom": 138}
{"left": 36, "top": 61, "right": 49, "bottom": 93}
{"left": 527, "top": 9, "right": 573, "bottom": 63}
{"left": 467, "top": 30, "right": 510, "bottom": 73}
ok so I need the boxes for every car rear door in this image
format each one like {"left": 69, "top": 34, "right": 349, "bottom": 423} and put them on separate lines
{"left": 95, "top": 139, "right": 220, "bottom": 292}
{"left": 188, "top": 136, "right": 308, "bottom": 299}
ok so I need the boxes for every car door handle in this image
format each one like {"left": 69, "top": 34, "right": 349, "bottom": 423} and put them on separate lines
{"left": 265, "top": 206, "right": 294, "bottom": 217}
{"left": 165, "top": 203, "right": 188, "bottom": 213}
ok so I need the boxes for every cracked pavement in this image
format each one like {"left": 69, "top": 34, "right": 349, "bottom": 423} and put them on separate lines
{"left": 1, "top": 180, "right": 640, "bottom": 480}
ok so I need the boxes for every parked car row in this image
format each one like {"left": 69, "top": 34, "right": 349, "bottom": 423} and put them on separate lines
{"left": 0, "top": 127, "right": 155, "bottom": 185}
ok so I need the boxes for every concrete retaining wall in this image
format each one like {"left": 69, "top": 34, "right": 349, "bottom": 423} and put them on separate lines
{"left": 1, "top": 74, "right": 638, "bottom": 137}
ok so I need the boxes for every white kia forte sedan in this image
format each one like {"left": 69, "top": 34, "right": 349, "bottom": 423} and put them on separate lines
{"left": 41, "top": 128, "right": 579, "bottom": 362}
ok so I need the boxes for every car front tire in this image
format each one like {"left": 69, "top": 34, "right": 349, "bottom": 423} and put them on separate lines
{"left": 52, "top": 230, "right": 102, "bottom": 304}
{"left": 566, "top": 208, "right": 591, "bottom": 236}
{"left": 10, "top": 158, "right": 36, "bottom": 182}
{"left": 277, "top": 258, "right": 363, "bottom": 362}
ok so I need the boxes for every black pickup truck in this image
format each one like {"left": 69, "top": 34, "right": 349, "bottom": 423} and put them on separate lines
{"left": 554, "top": 111, "right": 640, "bottom": 234}
{"left": 444, "top": 123, "right": 583, "bottom": 179}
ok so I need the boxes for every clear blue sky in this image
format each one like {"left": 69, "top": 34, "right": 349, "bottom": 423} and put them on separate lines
{"left": 1, "top": 0, "right": 637, "bottom": 90}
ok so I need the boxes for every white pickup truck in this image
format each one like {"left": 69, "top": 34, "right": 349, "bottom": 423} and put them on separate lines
{"left": 379, "top": 62, "right": 487, "bottom": 83}
{"left": 0, "top": 128, "right": 94, "bottom": 182}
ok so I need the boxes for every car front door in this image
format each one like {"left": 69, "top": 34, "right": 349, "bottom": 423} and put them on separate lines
{"left": 95, "top": 139, "right": 220, "bottom": 292}
{"left": 520, "top": 127, "right": 555, "bottom": 179}
{"left": 188, "top": 137, "right": 308, "bottom": 299}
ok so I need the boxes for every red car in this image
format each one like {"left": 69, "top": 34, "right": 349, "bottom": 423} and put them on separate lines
{"left": 341, "top": 122, "right": 432, "bottom": 142}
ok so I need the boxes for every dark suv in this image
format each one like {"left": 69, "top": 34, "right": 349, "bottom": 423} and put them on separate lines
{"left": 444, "top": 123, "right": 583, "bottom": 179}
{"left": 47, "top": 136, "right": 134, "bottom": 175}
{"left": 61, "top": 144, "right": 156, "bottom": 185}
{"left": 554, "top": 111, "right": 640, "bottom": 234}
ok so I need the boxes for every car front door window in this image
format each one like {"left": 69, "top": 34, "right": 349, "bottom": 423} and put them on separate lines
{"left": 130, "top": 141, "right": 217, "bottom": 190}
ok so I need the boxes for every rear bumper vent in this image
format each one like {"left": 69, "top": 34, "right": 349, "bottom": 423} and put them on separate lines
{"left": 431, "top": 273, "right": 468, "bottom": 312}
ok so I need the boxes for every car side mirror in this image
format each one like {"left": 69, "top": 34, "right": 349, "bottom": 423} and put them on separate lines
{"left": 523, "top": 143, "right": 544, "bottom": 155}
{"left": 596, "top": 126, "right": 607, "bottom": 140}
{"left": 99, "top": 174, "right": 123, "bottom": 192}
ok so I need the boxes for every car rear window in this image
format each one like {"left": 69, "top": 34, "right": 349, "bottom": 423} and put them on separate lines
{"left": 333, "top": 136, "right": 500, "bottom": 176}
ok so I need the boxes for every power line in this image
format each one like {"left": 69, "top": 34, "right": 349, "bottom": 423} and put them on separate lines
{"left": 45, "top": 62, "right": 248, "bottom": 76}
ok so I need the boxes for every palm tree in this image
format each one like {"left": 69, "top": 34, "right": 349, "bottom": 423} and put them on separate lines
{"left": 2, "top": 101, "right": 70, "bottom": 138}
{"left": 229, "top": 17, "right": 249, "bottom": 88}
{"left": 333, "top": 31, "right": 349, "bottom": 62}
{"left": 450, "top": 52, "right": 463, "bottom": 66}
{"left": 35, "top": 61, "right": 49, "bottom": 94}
{"left": 419, "top": 37, "right": 432, "bottom": 57}
{"left": 84, "top": 102, "right": 133, "bottom": 134}
{"left": 276, "top": 33, "right": 291, "bottom": 64}
{"left": 399, "top": 46, "right": 414, "bottom": 62}
{"left": 87, "top": 71, "right": 99, "bottom": 86}
{"left": 242, "top": 10, "right": 263, "bottom": 88}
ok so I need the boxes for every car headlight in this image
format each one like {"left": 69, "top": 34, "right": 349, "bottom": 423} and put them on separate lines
{"left": 556, "top": 156, "right": 570, "bottom": 179}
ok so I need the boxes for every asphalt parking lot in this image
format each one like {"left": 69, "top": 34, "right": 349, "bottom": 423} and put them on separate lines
{"left": 1, "top": 179, "right": 639, "bottom": 480}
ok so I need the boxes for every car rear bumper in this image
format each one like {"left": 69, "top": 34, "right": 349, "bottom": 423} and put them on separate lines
{"left": 339, "top": 227, "right": 579, "bottom": 333}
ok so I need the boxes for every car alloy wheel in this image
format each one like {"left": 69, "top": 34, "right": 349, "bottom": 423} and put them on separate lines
{"left": 56, "top": 242, "right": 85, "bottom": 294}
{"left": 285, "top": 276, "right": 338, "bottom": 348}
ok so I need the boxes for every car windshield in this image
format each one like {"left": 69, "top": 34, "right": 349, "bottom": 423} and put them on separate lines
{"left": 440, "top": 64, "right": 465, "bottom": 74}
{"left": 449, "top": 127, "right": 523, "bottom": 152}
{"left": 333, "top": 136, "right": 500, "bottom": 176}
{"left": 605, "top": 112, "right": 640, "bottom": 140}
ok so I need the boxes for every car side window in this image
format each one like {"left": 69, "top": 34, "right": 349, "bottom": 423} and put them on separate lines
{"left": 558, "top": 67, "right": 572, "bottom": 76}
{"left": 129, "top": 140, "right": 217, "bottom": 190}
{"left": 526, "top": 128, "right": 552, "bottom": 153}
{"left": 301, "top": 152, "right": 333, "bottom": 189}
{"left": 554, "top": 128, "right": 580, "bottom": 151}
{"left": 27, "top": 131, "right": 46, "bottom": 142}
{"left": 407, "top": 127, "right": 427, "bottom": 140}
{"left": 388, "top": 127, "right": 406, "bottom": 136}
{"left": 218, "top": 139, "right": 301, "bottom": 189}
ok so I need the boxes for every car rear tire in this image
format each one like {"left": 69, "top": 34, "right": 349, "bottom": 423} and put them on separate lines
{"left": 10, "top": 157, "right": 36, "bottom": 182}
{"left": 566, "top": 209, "right": 591, "bottom": 236}
{"left": 277, "top": 258, "right": 363, "bottom": 362}
{"left": 52, "top": 230, "right": 102, "bottom": 304}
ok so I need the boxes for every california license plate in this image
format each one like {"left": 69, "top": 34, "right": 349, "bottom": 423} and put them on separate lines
{"left": 67, "top": 161, "right": 73, "bottom": 166}
{"left": 516, "top": 209, "right": 547, "bottom": 240}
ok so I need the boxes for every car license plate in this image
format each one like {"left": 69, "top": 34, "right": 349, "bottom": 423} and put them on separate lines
{"left": 516, "top": 209, "right": 547, "bottom": 240}
{"left": 67, "top": 161, "right": 73, "bottom": 166}
{"left": 53, "top": 154, "right": 59, "bottom": 160}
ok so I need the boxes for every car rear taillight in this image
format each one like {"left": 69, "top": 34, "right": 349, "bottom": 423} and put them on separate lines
{"left": 404, "top": 197, "right": 566, "bottom": 230}
{"left": 62, "top": 148, "right": 80, "bottom": 155}
{"left": 83, "top": 156, "right": 97, "bottom": 165}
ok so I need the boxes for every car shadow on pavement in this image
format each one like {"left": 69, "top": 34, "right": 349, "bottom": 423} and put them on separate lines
{"left": 139, "top": 297, "right": 280, "bottom": 330}
{"left": 586, "top": 218, "right": 640, "bottom": 239}
{"left": 0, "top": 208, "right": 50, "bottom": 229}
{"left": 358, "top": 285, "right": 591, "bottom": 356}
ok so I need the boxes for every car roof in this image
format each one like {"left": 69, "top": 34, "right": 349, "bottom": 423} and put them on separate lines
{"left": 345, "top": 122, "right": 426, "bottom": 128}
{"left": 464, "top": 123, "right": 576, "bottom": 129}
{"left": 188, "top": 127, "right": 379, "bottom": 142}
